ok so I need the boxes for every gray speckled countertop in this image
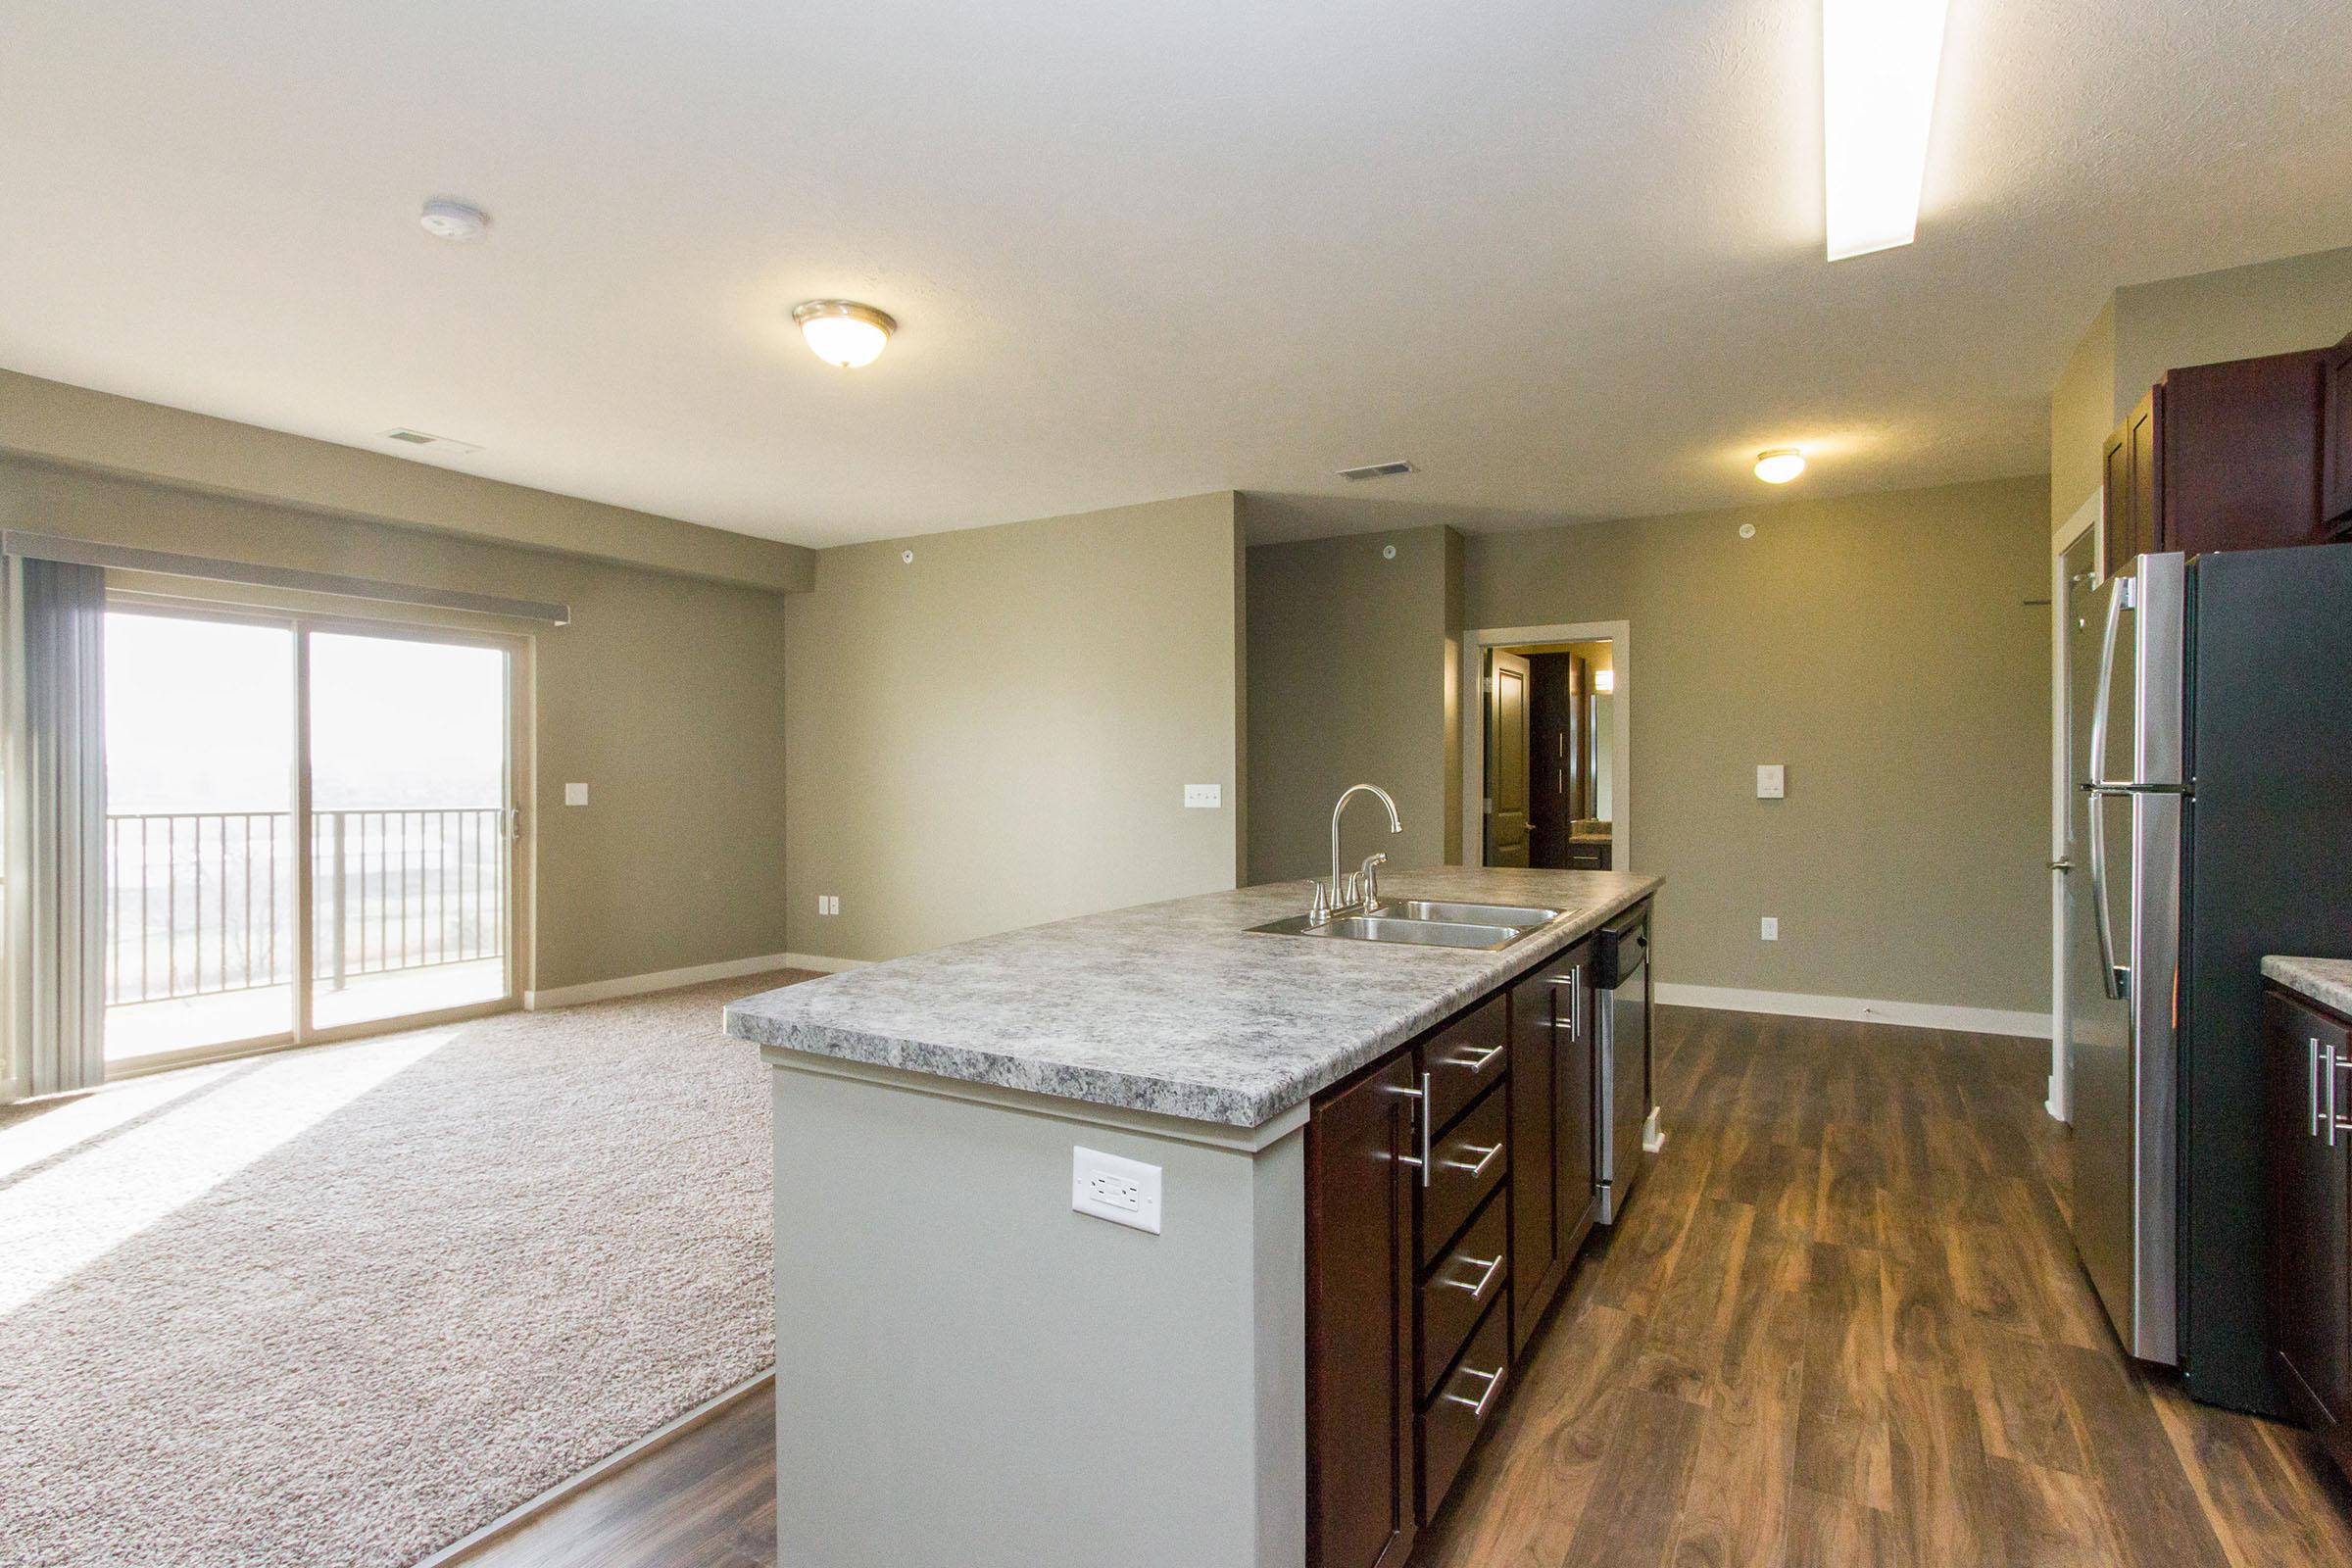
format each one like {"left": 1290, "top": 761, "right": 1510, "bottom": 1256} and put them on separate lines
{"left": 2265, "top": 956, "right": 2352, "bottom": 1018}
{"left": 725, "top": 868, "right": 1659, "bottom": 1128}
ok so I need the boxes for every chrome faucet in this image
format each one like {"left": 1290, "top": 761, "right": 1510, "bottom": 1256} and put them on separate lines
{"left": 1315, "top": 783, "right": 1402, "bottom": 920}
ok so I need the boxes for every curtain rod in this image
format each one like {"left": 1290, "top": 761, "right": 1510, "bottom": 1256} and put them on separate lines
{"left": 1, "top": 530, "right": 570, "bottom": 626}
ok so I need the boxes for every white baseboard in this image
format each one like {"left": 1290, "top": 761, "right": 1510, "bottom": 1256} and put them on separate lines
{"left": 1654, "top": 982, "right": 2053, "bottom": 1041}
{"left": 524, "top": 951, "right": 865, "bottom": 1009}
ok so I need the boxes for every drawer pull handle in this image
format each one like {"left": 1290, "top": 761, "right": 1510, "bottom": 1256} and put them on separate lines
{"left": 1387, "top": 1072, "right": 1432, "bottom": 1187}
{"left": 1443, "top": 1142, "right": 1502, "bottom": 1178}
{"left": 1443, "top": 1253, "right": 1503, "bottom": 1300}
{"left": 1446, "top": 1044, "right": 1504, "bottom": 1071}
{"left": 1443, "top": 1363, "right": 1504, "bottom": 1419}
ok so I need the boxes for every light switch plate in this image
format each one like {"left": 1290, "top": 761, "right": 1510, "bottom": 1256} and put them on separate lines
{"left": 1755, "top": 764, "right": 1785, "bottom": 800}
{"left": 1184, "top": 784, "right": 1222, "bottom": 808}
{"left": 1072, "top": 1146, "right": 1162, "bottom": 1234}
{"left": 564, "top": 782, "right": 589, "bottom": 807}
{"left": 1761, "top": 916, "right": 1779, "bottom": 941}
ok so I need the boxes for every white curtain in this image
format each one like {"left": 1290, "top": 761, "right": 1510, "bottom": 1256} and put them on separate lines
{"left": 6, "top": 557, "right": 108, "bottom": 1098}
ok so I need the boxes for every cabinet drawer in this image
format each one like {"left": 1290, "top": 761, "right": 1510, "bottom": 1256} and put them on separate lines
{"left": 1419, "top": 994, "right": 1508, "bottom": 1136}
{"left": 1418, "top": 1187, "right": 1508, "bottom": 1401}
{"left": 1419, "top": 1082, "right": 1507, "bottom": 1268}
{"left": 1418, "top": 1295, "right": 1509, "bottom": 1522}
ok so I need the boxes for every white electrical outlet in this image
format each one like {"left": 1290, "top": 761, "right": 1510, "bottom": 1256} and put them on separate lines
{"left": 1755, "top": 764, "right": 1785, "bottom": 800}
{"left": 1072, "top": 1146, "right": 1162, "bottom": 1234}
{"left": 1761, "top": 916, "right": 1780, "bottom": 941}
{"left": 564, "top": 782, "right": 589, "bottom": 807}
{"left": 1184, "top": 784, "right": 1222, "bottom": 809}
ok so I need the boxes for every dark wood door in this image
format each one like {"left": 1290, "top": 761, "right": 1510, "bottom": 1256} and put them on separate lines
{"left": 2101, "top": 419, "right": 2137, "bottom": 577}
{"left": 2160, "top": 351, "right": 2326, "bottom": 557}
{"left": 1485, "top": 651, "right": 1531, "bottom": 867}
{"left": 2322, "top": 338, "right": 2352, "bottom": 534}
{"left": 1306, "top": 1055, "right": 1419, "bottom": 1568}
{"left": 1507, "top": 971, "right": 1558, "bottom": 1356}
{"left": 2269, "top": 990, "right": 2351, "bottom": 1447}
{"left": 1526, "top": 654, "right": 1577, "bottom": 868}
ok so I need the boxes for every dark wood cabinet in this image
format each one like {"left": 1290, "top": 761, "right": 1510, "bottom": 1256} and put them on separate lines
{"left": 2266, "top": 984, "right": 2352, "bottom": 1483}
{"left": 1305, "top": 906, "right": 1643, "bottom": 1564}
{"left": 2323, "top": 337, "right": 2352, "bottom": 536}
{"left": 1305, "top": 1054, "right": 1419, "bottom": 1568}
{"left": 2101, "top": 344, "right": 2344, "bottom": 578}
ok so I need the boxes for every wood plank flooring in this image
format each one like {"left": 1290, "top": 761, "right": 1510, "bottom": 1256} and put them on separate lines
{"left": 455, "top": 1006, "right": 2352, "bottom": 1568}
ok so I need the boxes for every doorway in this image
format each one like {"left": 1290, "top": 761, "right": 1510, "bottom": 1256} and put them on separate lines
{"left": 1465, "top": 621, "right": 1630, "bottom": 871}
{"left": 102, "top": 605, "right": 520, "bottom": 1069}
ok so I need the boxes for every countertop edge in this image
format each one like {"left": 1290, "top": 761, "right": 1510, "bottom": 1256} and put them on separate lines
{"left": 2263, "top": 956, "right": 2352, "bottom": 1017}
{"left": 726, "top": 875, "right": 1659, "bottom": 1130}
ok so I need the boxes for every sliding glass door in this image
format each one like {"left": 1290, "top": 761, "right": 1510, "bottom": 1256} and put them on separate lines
{"left": 306, "top": 630, "right": 512, "bottom": 1032}
{"left": 102, "top": 607, "right": 518, "bottom": 1067}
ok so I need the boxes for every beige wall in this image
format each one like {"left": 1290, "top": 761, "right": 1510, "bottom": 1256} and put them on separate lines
{"left": 1459, "top": 475, "right": 2051, "bottom": 1012}
{"left": 1245, "top": 525, "right": 1458, "bottom": 884}
{"left": 2049, "top": 245, "right": 2352, "bottom": 531}
{"left": 0, "top": 456, "right": 793, "bottom": 992}
{"left": 0, "top": 369, "right": 812, "bottom": 592}
{"left": 784, "top": 493, "right": 1244, "bottom": 962}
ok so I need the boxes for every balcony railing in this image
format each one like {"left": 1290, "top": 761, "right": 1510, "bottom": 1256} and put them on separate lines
{"left": 104, "top": 808, "right": 509, "bottom": 1007}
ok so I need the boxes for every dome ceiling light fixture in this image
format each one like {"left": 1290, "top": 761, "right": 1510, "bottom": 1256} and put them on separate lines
{"left": 1754, "top": 447, "right": 1808, "bottom": 484}
{"left": 792, "top": 300, "right": 897, "bottom": 369}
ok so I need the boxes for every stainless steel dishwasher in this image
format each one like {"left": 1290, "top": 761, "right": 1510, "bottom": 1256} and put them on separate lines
{"left": 1592, "top": 907, "right": 1653, "bottom": 1224}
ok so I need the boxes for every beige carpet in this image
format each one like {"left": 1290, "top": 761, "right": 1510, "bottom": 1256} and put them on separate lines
{"left": 0, "top": 971, "right": 814, "bottom": 1568}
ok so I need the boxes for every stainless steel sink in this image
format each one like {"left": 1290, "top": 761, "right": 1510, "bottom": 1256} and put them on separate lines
{"left": 1249, "top": 912, "right": 1535, "bottom": 951}
{"left": 1383, "top": 900, "right": 1567, "bottom": 928}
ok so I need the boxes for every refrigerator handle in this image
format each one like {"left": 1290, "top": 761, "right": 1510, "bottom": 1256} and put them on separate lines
{"left": 2082, "top": 581, "right": 2129, "bottom": 1003}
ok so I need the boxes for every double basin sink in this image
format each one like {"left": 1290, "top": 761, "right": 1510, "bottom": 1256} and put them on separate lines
{"left": 1250, "top": 899, "right": 1569, "bottom": 952}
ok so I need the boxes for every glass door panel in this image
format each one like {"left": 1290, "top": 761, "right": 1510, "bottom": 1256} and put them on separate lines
{"left": 103, "top": 612, "right": 298, "bottom": 1061}
{"left": 307, "top": 631, "right": 512, "bottom": 1032}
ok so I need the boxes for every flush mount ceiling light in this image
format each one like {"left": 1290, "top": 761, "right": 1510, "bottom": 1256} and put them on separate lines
{"left": 1754, "top": 448, "right": 1807, "bottom": 484}
{"left": 418, "top": 198, "right": 489, "bottom": 242}
{"left": 1822, "top": 0, "right": 1951, "bottom": 260}
{"left": 792, "top": 300, "right": 896, "bottom": 368}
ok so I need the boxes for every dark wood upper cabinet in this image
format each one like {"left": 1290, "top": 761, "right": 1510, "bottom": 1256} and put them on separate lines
{"left": 2103, "top": 344, "right": 2341, "bottom": 577}
{"left": 2323, "top": 337, "right": 2352, "bottom": 535}
{"left": 1305, "top": 1054, "right": 1418, "bottom": 1568}
{"left": 2267, "top": 986, "right": 2352, "bottom": 1479}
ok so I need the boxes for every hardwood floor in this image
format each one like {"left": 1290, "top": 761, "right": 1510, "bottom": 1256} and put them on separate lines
{"left": 454, "top": 1006, "right": 2352, "bottom": 1567}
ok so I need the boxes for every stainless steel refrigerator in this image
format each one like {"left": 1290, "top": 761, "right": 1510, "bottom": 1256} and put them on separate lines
{"left": 2064, "top": 543, "right": 2352, "bottom": 1415}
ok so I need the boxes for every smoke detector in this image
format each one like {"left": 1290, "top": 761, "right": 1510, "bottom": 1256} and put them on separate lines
{"left": 418, "top": 198, "right": 490, "bottom": 242}
{"left": 1337, "top": 460, "right": 1416, "bottom": 481}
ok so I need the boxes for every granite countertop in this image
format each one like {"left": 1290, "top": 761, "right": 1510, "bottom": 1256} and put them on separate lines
{"left": 2264, "top": 956, "right": 2352, "bottom": 1017}
{"left": 725, "top": 867, "right": 1660, "bottom": 1129}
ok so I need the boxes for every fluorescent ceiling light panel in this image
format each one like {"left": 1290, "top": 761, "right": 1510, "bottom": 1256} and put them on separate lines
{"left": 1822, "top": 0, "right": 1950, "bottom": 261}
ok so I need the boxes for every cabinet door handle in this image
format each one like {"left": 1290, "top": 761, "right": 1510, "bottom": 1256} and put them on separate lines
{"left": 1446, "top": 1044, "right": 1504, "bottom": 1072}
{"left": 2315, "top": 1037, "right": 2325, "bottom": 1139}
{"left": 1443, "top": 1363, "right": 1505, "bottom": 1418}
{"left": 1443, "top": 1142, "right": 1502, "bottom": 1178}
{"left": 2330, "top": 1042, "right": 2340, "bottom": 1150}
{"left": 1387, "top": 1072, "right": 1432, "bottom": 1187}
{"left": 1442, "top": 1253, "right": 1503, "bottom": 1300}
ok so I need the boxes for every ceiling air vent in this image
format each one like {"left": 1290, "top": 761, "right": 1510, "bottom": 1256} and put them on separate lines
{"left": 1337, "top": 460, "right": 1415, "bottom": 481}
{"left": 378, "top": 428, "right": 483, "bottom": 455}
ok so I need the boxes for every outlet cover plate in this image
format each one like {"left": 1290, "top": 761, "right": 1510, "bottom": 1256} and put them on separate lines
{"left": 1072, "top": 1146, "right": 1162, "bottom": 1234}
{"left": 1755, "top": 764, "right": 1785, "bottom": 800}
{"left": 1184, "top": 783, "right": 1221, "bottom": 808}
{"left": 564, "top": 782, "right": 589, "bottom": 807}
{"left": 1761, "top": 916, "right": 1779, "bottom": 941}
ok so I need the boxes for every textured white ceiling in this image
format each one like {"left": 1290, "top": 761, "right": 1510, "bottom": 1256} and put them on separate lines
{"left": 3, "top": 0, "right": 2348, "bottom": 548}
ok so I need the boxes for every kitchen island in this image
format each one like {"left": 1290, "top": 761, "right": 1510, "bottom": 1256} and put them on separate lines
{"left": 725, "top": 866, "right": 1660, "bottom": 1568}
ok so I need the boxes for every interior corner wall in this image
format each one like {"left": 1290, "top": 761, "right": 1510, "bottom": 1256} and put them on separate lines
{"left": 2049, "top": 298, "right": 2115, "bottom": 530}
{"left": 782, "top": 493, "right": 1243, "bottom": 963}
{"left": 0, "top": 455, "right": 794, "bottom": 996}
{"left": 1464, "top": 475, "right": 2052, "bottom": 1014}
{"left": 1245, "top": 525, "right": 1455, "bottom": 885}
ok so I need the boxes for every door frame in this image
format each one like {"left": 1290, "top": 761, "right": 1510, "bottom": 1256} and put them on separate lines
{"left": 99, "top": 595, "right": 532, "bottom": 1079}
{"left": 2048, "top": 493, "right": 2101, "bottom": 1124}
{"left": 1461, "top": 620, "right": 1632, "bottom": 870}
